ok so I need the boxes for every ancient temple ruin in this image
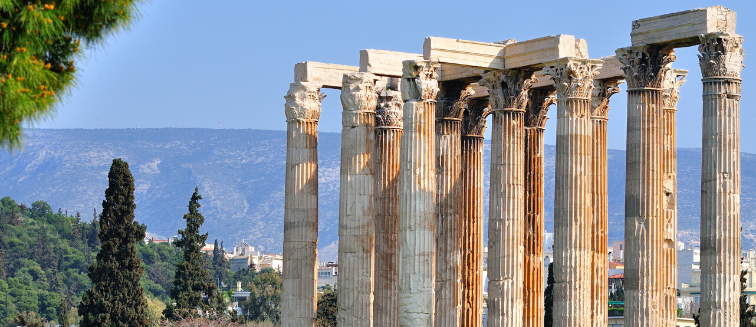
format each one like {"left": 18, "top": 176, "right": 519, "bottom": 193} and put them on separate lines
{"left": 281, "top": 6, "right": 744, "bottom": 327}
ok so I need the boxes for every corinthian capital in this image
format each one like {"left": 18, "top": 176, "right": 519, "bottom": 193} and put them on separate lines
{"left": 525, "top": 89, "right": 556, "bottom": 128}
{"left": 478, "top": 70, "right": 536, "bottom": 111}
{"left": 437, "top": 84, "right": 475, "bottom": 120}
{"left": 284, "top": 82, "right": 326, "bottom": 122}
{"left": 461, "top": 99, "right": 489, "bottom": 137}
{"left": 662, "top": 69, "right": 687, "bottom": 110}
{"left": 616, "top": 45, "right": 676, "bottom": 89}
{"left": 401, "top": 60, "right": 440, "bottom": 101}
{"left": 376, "top": 90, "right": 403, "bottom": 129}
{"left": 340, "top": 72, "right": 379, "bottom": 113}
{"left": 543, "top": 58, "right": 603, "bottom": 99}
{"left": 591, "top": 79, "right": 622, "bottom": 119}
{"left": 698, "top": 33, "right": 745, "bottom": 79}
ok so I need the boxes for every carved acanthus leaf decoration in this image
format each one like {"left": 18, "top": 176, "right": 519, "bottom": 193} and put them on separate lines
{"left": 591, "top": 79, "right": 622, "bottom": 119}
{"left": 340, "top": 72, "right": 378, "bottom": 113}
{"left": 478, "top": 70, "right": 535, "bottom": 111}
{"left": 525, "top": 89, "right": 556, "bottom": 128}
{"left": 461, "top": 99, "right": 489, "bottom": 137}
{"left": 375, "top": 90, "right": 403, "bottom": 129}
{"left": 284, "top": 82, "right": 326, "bottom": 122}
{"left": 401, "top": 60, "right": 440, "bottom": 101}
{"left": 698, "top": 33, "right": 745, "bottom": 79}
{"left": 662, "top": 69, "right": 687, "bottom": 110}
{"left": 437, "top": 86, "right": 474, "bottom": 120}
{"left": 616, "top": 45, "right": 676, "bottom": 89}
{"left": 543, "top": 58, "right": 602, "bottom": 99}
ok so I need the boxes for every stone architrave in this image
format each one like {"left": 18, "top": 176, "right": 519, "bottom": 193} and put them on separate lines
{"left": 460, "top": 99, "right": 488, "bottom": 327}
{"left": 337, "top": 73, "right": 379, "bottom": 327}
{"left": 616, "top": 45, "right": 676, "bottom": 327}
{"left": 282, "top": 82, "right": 326, "bottom": 327}
{"left": 523, "top": 89, "right": 556, "bottom": 327}
{"left": 697, "top": 32, "right": 745, "bottom": 327}
{"left": 398, "top": 60, "right": 440, "bottom": 327}
{"left": 543, "top": 58, "right": 602, "bottom": 327}
{"left": 661, "top": 68, "right": 686, "bottom": 327}
{"left": 374, "top": 90, "right": 404, "bottom": 327}
{"left": 589, "top": 79, "right": 621, "bottom": 327}
{"left": 435, "top": 84, "right": 473, "bottom": 327}
{"left": 479, "top": 69, "right": 535, "bottom": 327}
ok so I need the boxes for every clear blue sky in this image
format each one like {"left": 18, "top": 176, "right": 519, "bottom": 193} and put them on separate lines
{"left": 36, "top": 0, "right": 755, "bottom": 152}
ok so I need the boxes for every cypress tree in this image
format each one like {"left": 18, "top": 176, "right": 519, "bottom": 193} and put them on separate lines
{"left": 741, "top": 270, "right": 756, "bottom": 326}
{"left": 59, "top": 296, "right": 70, "bottom": 327}
{"left": 212, "top": 239, "right": 227, "bottom": 287}
{"left": 78, "top": 158, "right": 150, "bottom": 327}
{"left": 166, "top": 187, "right": 219, "bottom": 316}
{"left": 544, "top": 262, "right": 555, "bottom": 327}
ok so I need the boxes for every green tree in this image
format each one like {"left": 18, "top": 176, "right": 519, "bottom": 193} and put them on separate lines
{"left": 0, "top": 0, "right": 144, "bottom": 149}
{"left": 240, "top": 267, "right": 281, "bottom": 324}
{"left": 78, "top": 158, "right": 150, "bottom": 327}
{"left": 212, "top": 239, "right": 227, "bottom": 287}
{"left": 59, "top": 296, "right": 70, "bottom": 327}
{"left": 166, "top": 187, "right": 219, "bottom": 317}
{"left": 544, "top": 262, "right": 554, "bottom": 327}
{"left": 13, "top": 311, "right": 47, "bottom": 327}
{"left": 86, "top": 208, "right": 100, "bottom": 248}
{"left": 741, "top": 270, "right": 756, "bottom": 326}
{"left": 33, "top": 226, "right": 55, "bottom": 270}
{"left": 316, "top": 286, "right": 337, "bottom": 327}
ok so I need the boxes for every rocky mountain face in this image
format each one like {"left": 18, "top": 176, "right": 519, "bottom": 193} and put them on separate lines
{"left": 1, "top": 129, "right": 754, "bottom": 262}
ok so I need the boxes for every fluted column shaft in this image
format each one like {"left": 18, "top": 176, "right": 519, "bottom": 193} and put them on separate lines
{"left": 544, "top": 58, "right": 602, "bottom": 327}
{"left": 523, "top": 89, "right": 554, "bottom": 327}
{"left": 398, "top": 60, "right": 440, "bottom": 327}
{"left": 698, "top": 32, "right": 745, "bottom": 327}
{"left": 282, "top": 82, "right": 326, "bottom": 327}
{"left": 460, "top": 101, "right": 488, "bottom": 327}
{"left": 480, "top": 70, "right": 534, "bottom": 327}
{"left": 337, "top": 73, "right": 379, "bottom": 327}
{"left": 616, "top": 45, "right": 675, "bottom": 327}
{"left": 374, "top": 91, "right": 404, "bottom": 327}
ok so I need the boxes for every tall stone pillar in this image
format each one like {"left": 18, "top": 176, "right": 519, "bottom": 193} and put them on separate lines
{"left": 661, "top": 69, "right": 686, "bottom": 327}
{"left": 698, "top": 32, "right": 745, "bottom": 327}
{"left": 374, "top": 90, "right": 404, "bottom": 327}
{"left": 523, "top": 89, "right": 555, "bottom": 327}
{"left": 435, "top": 84, "right": 473, "bottom": 327}
{"left": 282, "top": 82, "right": 326, "bottom": 327}
{"left": 479, "top": 70, "right": 534, "bottom": 327}
{"left": 398, "top": 60, "right": 440, "bottom": 327}
{"left": 589, "top": 79, "right": 621, "bottom": 327}
{"left": 337, "top": 73, "right": 379, "bottom": 327}
{"left": 616, "top": 45, "right": 675, "bottom": 327}
{"left": 460, "top": 99, "right": 488, "bottom": 327}
{"left": 543, "top": 58, "right": 602, "bottom": 327}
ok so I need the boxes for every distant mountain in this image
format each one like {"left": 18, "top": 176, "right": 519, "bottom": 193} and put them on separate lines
{"left": 1, "top": 129, "right": 754, "bottom": 262}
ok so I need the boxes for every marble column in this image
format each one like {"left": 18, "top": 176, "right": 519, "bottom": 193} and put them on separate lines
{"left": 337, "top": 72, "right": 379, "bottom": 327}
{"left": 589, "top": 79, "right": 621, "bottom": 327}
{"left": 460, "top": 99, "right": 488, "bottom": 327}
{"left": 661, "top": 69, "right": 686, "bottom": 327}
{"left": 282, "top": 81, "right": 326, "bottom": 327}
{"left": 374, "top": 90, "right": 404, "bottom": 327}
{"left": 523, "top": 89, "right": 555, "bottom": 327}
{"left": 616, "top": 45, "right": 676, "bottom": 327}
{"left": 435, "top": 83, "right": 473, "bottom": 327}
{"left": 698, "top": 32, "right": 745, "bottom": 327}
{"left": 479, "top": 70, "right": 534, "bottom": 327}
{"left": 398, "top": 60, "right": 440, "bottom": 327}
{"left": 543, "top": 58, "right": 602, "bottom": 327}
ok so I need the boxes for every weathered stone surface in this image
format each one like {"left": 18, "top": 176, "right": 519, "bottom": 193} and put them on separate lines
{"left": 480, "top": 70, "right": 534, "bottom": 327}
{"left": 504, "top": 35, "right": 588, "bottom": 69}
{"left": 374, "top": 90, "right": 404, "bottom": 327}
{"left": 543, "top": 58, "right": 602, "bottom": 327}
{"left": 616, "top": 45, "right": 676, "bottom": 327}
{"left": 589, "top": 79, "right": 621, "bottom": 327}
{"left": 698, "top": 32, "right": 744, "bottom": 327}
{"left": 631, "top": 6, "right": 736, "bottom": 47}
{"left": 282, "top": 82, "right": 326, "bottom": 327}
{"left": 460, "top": 100, "right": 488, "bottom": 327}
{"left": 295, "top": 61, "right": 360, "bottom": 89}
{"left": 361, "top": 49, "right": 424, "bottom": 77}
{"left": 523, "top": 89, "right": 555, "bottom": 327}
{"left": 337, "top": 73, "right": 379, "bottom": 327}
{"left": 398, "top": 60, "right": 440, "bottom": 327}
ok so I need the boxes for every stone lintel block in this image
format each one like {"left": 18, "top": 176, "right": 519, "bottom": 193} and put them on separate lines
{"left": 424, "top": 36, "right": 505, "bottom": 69}
{"left": 630, "top": 6, "right": 736, "bottom": 47}
{"left": 360, "top": 49, "right": 424, "bottom": 77}
{"left": 294, "top": 61, "right": 359, "bottom": 89}
{"left": 504, "top": 35, "right": 588, "bottom": 69}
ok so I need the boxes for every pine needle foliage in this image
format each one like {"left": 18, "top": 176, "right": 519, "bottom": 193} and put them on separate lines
{"left": 0, "top": 0, "right": 144, "bottom": 150}
{"left": 78, "top": 158, "right": 150, "bottom": 327}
